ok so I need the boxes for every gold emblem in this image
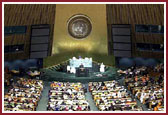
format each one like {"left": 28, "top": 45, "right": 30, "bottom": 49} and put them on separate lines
{"left": 68, "top": 14, "right": 92, "bottom": 39}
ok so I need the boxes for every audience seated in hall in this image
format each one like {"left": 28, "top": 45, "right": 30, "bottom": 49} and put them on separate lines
{"left": 3, "top": 63, "right": 164, "bottom": 111}
{"left": 121, "top": 63, "right": 164, "bottom": 111}
{"left": 4, "top": 78, "right": 43, "bottom": 111}
{"left": 89, "top": 80, "right": 143, "bottom": 111}
{"left": 47, "top": 82, "right": 90, "bottom": 111}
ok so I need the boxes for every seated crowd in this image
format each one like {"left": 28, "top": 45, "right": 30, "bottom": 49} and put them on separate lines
{"left": 89, "top": 80, "right": 143, "bottom": 111}
{"left": 47, "top": 82, "right": 90, "bottom": 111}
{"left": 122, "top": 63, "right": 164, "bottom": 111}
{"left": 3, "top": 63, "right": 164, "bottom": 111}
{"left": 4, "top": 78, "right": 44, "bottom": 111}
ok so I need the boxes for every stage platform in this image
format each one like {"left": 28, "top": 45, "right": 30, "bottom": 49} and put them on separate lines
{"left": 41, "top": 66, "right": 121, "bottom": 83}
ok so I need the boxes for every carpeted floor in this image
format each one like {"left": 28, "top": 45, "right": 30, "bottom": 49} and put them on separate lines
{"left": 84, "top": 83, "right": 98, "bottom": 111}
{"left": 36, "top": 81, "right": 51, "bottom": 111}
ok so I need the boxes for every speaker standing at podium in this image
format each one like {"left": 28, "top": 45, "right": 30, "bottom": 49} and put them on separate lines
{"left": 79, "top": 64, "right": 84, "bottom": 71}
{"left": 76, "top": 63, "right": 89, "bottom": 77}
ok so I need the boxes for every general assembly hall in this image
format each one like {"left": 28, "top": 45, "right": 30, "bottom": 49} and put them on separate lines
{"left": 3, "top": 3, "right": 165, "bottom": 112}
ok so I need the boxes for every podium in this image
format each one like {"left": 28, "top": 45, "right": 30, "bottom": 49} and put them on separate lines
{"left": 76, "top": 68, "right": 89, "bottom": 77}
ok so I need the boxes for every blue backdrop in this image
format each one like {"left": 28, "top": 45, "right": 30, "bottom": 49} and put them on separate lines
{"left": 118, "top": 57, "right": 161, "bottom": 68}
{"left": 4, "top": 59, "right": 38, "bottom": 70}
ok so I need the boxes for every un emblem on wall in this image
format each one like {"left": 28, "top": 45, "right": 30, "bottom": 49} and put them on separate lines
{"left": 67, "top": 15, "right": 92, "bottom": 39}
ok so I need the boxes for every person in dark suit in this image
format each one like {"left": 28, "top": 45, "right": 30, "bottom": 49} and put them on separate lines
{"left": 79, "top": 63, "right": 84, "bottom": 68}
{"left": 79, "top": 64, "right": 84, "bottom": 71}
